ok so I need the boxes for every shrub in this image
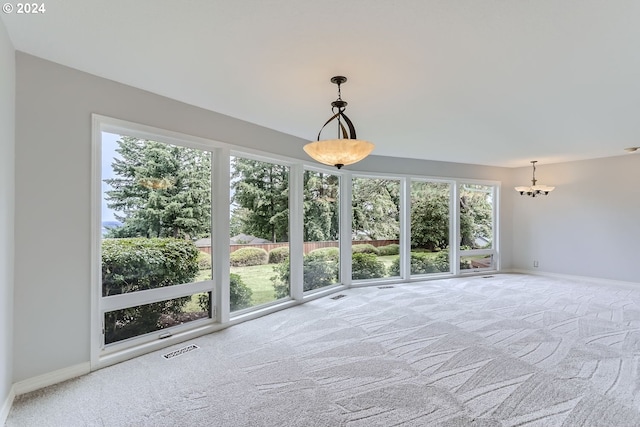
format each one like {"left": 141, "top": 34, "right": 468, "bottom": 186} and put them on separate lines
{"left": 378, "top": 244, "right": 400, "bottom": 256}
{"left": 352, "top": 252, "right": 386, "bottom": 280}
{"left": 230, "top": 247, "right": 268, "bottom": 267}
{"left": 230, "top": 273, "right": 253, "bottom": 311}
{"left": 195, "top": 272, "right": 254, "bottom": 312}
{"left": 102, "top": 238, "right": 199, "bottom": 296}
{"left": 308, "top": 247, "right": 340, "bottom": 262}
{"left": 352, "top": 243, "right": 380, "bottom": 255}
{"left": 388, "top": 251, "right": 450, "bottom": 276}
{"left": 101, "top": 238, "right": 200, "bottom": 343}
{"left": 268, "top": 246, "right": 290, "bottom": 264}
{"left": 197, "top": 251, "right": 212, "bottom": 270}
{"left": 272, "top": 251, "right": 339, "bottom": 299}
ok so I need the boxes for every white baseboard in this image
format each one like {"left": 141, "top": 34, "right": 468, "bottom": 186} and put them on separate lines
{"left": 13, "top": 362, "right": 91, "bottom": 396}
{"left": 0, "top": 385, "right": 16, "bottom": 426}
{"left": 507, "top": 269, "right": 640, "bottom": 289}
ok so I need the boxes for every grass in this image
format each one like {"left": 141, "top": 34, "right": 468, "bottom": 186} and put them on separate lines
{"left": 184, "top": 250, "right": 450, "bottom": 311}
{"left": 231, "top": 264, "right": 279, "bottom": 306}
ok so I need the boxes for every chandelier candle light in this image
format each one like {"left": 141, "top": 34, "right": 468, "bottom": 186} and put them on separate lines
{"left": 515, "top": 161, "right": 555, "bottom": 197}
{"left": 304, "top": 76, "right": 374, "bottom": 169}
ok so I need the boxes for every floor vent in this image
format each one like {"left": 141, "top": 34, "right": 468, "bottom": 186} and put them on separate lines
{"left": 330, "top": 294, "right": 346, "bottom": 300}
{"left": 162, "top": 344, "right": 199, "bottom": 360}
{"left": 482, "top": 275, "right": 495, "bottom": 278}
{"left": 378, "top": 285, "right": 395, "bottom": 289}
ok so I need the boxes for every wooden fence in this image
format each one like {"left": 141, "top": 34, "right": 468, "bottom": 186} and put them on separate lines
{"left": 197, "top": 239, "right": 400, "bottom": 255}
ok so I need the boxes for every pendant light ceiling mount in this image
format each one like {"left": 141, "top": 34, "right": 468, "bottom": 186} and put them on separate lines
{"left": 303, "top": 76, "right": 374, "bottom": 169}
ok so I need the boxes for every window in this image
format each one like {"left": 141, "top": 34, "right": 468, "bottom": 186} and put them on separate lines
{"left": 410, "top": 181, "right": 452, "bottom": 276}
{"left": 458, "top": 183, "right": 497, "bottom": 272}
{"left": 100, "top": 131, "right": 213, "bottom": 346}
{"left": 303, "top": 170, "right": 340, "bottom": 293}
{"left": 230, "top": 156, "right": 290, "bottom": 310}
{"left": 351, "top": 177, "right": 401, "bottom": 280}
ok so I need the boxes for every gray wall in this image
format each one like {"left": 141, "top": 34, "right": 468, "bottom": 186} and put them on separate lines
{"left": 13, "top": 52, "right": 512, "bottom": 382}
{"left": 0, "top": 18, "right": 15, "bottom": 409}
{"left": 510, "top": 156, "right": 640, "bottom": 282}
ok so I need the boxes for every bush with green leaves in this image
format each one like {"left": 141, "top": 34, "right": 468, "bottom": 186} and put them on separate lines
{"left": 308, "top": 247, "right": 340, "bottom": 262}
{"left": 101, "top": 238, "right": 200, "bottom": 343}
{"left": 196, "top": 272, "right": 254, "bottom": 312}
{"left": 268, "top": 246, "right": 290, "bottom": 264}
{"left": 352, "top": 252, "right": 386, "bottom": 280}
{"left": 197, "top": 250, "right": 212, "bottom": 270}
{"left": 377, "top": 244, "right": 400, "bottom": 256}
{"left": 388, "top": 251, "right": 450, "bottom": 276}
{"left": 230, "top": 273, "right": 253, "bottom": 311}
{"left": 230, "top": 247, "right": 268, "bottom": 267}
{"left": 272, "top": 251, "right": 339, "bottom": 299}
{"left": 352, "top": 243, "right": 380, "bottom": 255}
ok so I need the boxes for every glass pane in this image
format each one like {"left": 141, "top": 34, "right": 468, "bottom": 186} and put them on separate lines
{"left": 410, "top": 181, "right": 451, "bottom": 275}
{"left": 352, "top": 177, "right": 400, "bottom": 280}
{"left": 230, "top": 156, "right": 290, "bottom": 311}
{"left": 101, "top": 133, "right": 212, "bottom": 297}
{"left": 460, "top": 255, "right": 495, "bottom": 271}
{"left": 303, "top": 170, "right": 340, "bottom": 292}
{"left": 459, "top": 184, "right": 494, "bottom": 250}
{"left": 104, "top": 292, "right": 211, "bottom": 344}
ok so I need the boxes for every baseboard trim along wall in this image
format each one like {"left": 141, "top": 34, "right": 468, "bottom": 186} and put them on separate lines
{"left": 0, "top": 385, "right": 16, "bottom": 425}
{"left": 13, "top": 362, "right": 91, "bottom": 396}
{"left": 508, "top": 269, "right": 640, "bottom": 289}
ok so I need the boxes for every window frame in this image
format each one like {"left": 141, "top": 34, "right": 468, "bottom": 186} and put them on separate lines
{"left": 92, "top": 114, "right": 501, "bottom": 369}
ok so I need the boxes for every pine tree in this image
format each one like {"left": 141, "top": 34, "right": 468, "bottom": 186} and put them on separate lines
{"left": 104, "top": 137, "right": 211, "bottom": 240}
{"left": 230, "top": 157, "right": 289, "bottom": 242}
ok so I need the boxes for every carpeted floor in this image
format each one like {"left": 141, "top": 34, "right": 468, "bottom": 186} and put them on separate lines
{"left": 7, "top": 273, "right": 640, "bottom": 426}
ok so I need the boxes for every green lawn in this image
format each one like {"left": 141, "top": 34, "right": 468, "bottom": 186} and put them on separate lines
{"left": 186, "top": 251, "right": 448, "bottom": 311}
{"left": 231, "top": 264, "right": 279, "bottom": 306}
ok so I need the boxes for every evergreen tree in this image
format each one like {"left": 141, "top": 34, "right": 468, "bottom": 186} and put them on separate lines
{"left": 303, "top": 171, "right": 339, "bottom": 242}
{"left": 104, "top": 137, "right": 211, "bottom": 240}
{"left": 230, "top": 157, "right": 289, "bottom": 242}
{"left": 352, "top": 177, "right": 400, "bottom": 240}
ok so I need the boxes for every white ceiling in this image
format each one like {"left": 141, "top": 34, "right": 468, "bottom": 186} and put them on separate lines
{"left": 3, "top": 0, "right": 640, "bottom": 167}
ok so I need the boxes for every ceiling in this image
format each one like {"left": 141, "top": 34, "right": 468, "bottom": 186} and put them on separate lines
{"left": 3, "top": 0, "right": 640, "bottom": 167}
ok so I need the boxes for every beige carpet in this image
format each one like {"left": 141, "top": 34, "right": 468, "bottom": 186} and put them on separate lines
{"left": 7, "top": 273, "right": 640, "bottom": 426}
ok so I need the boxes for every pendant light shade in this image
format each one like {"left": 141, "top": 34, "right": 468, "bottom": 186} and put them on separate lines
{"left": 515, "top": 161, "right": 555, "bottom": 197}
{"left": 304, "top": 76, "right": 374, "bottom": 169}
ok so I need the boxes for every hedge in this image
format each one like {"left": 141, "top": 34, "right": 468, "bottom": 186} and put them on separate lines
{"left": 268, "top": 246, "right": 290, "bottom": 264}
{"left": 352, "top": 243, "right": 380, "bottom": 255}
{"left": 230, "top": 247, "right": 268, "bottom": 267}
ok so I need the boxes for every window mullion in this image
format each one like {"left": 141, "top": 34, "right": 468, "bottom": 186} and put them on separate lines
{"left": 213, "top": 147, "right": 231, "bottom": 322}
{"left": 340, "top": 173, "right": 352, "bottom": 286}
{"left": 289, "top": 164, "right": 304, "bottom": 300}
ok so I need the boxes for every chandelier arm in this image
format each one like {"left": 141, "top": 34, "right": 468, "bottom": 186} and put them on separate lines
{"left": 338, "top": 121, "right": 348, "bottom": 139}
{"left": 338, "top": 111, "right": 357, "bottom": 140}
{"left": 316, "top": 112, "right": 342, "bottom": 141}
{"left": 316, "top": 111, "right": 352, "bottom": 141}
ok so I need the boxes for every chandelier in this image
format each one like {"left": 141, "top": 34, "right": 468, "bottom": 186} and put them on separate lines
{"left": 515, "top": 161, "right": 555, "bottom": 197}
{"left": 303, "top": 76, "right": 374, "bottom": 169}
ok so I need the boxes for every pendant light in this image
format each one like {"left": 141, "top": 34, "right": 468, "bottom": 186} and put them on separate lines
{"left": 515, "top": 161, "right": 555, "bottom": 197}
{"left": 303, "top": 76, "right": 374, "bottom": 169}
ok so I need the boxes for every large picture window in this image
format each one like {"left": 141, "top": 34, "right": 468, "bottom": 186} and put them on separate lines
{"left": 351, "top": 177, "right": 401, "bottom": 281}
{"left": 303, "top": 170, "right": 340, "bottom": 293}
{"left": 100, "top": 132, "right": 213, "bottom": 345}
{"left": 410, "top": 181, "right": 452, "bottom": 276}
{"left": 458, "top": 183, "right": 497, "bottom": 272}
{"left": 230, "top": 156, "right": 290, "bottom": 311}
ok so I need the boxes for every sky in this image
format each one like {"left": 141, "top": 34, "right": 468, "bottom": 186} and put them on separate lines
{"left": 101, "top": 132, "right": 119, "bottom": 223}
